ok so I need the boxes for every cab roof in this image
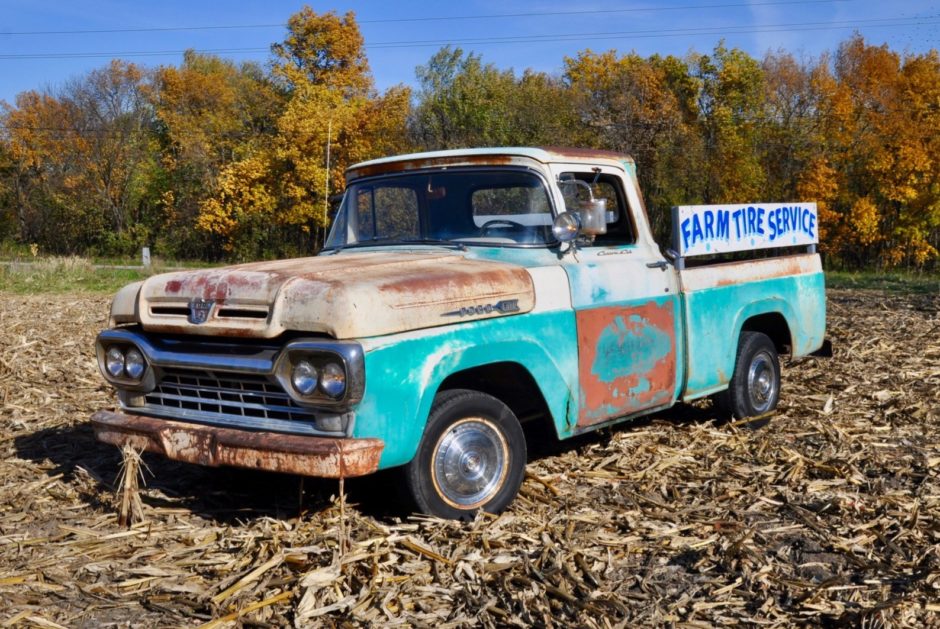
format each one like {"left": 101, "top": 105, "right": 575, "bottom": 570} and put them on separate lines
{"left": 346, "top": 146, "right": 636, "bottom": 181}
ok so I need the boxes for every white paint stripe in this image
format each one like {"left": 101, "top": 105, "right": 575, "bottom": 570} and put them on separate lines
{"left": 527, "top": 266, "right": 572, "bottom": 313}
{"left": 680, "top": 254, "right": 821, "bottom": 292}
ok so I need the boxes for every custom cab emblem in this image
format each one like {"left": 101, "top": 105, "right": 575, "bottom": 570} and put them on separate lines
{"left": 443, "top": 299, "right": 520, "bottom": 318}
{"left": 188, "top": 298, "right": 215, "bottom": 324}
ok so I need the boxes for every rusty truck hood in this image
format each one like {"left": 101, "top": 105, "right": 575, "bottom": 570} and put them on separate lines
{"left": 135, "top": 251, "right": 535, "bottom": 339}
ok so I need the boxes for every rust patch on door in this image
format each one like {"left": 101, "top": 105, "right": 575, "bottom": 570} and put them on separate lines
{"left": 576, "top": 300, "right": 677, "bottom": 427}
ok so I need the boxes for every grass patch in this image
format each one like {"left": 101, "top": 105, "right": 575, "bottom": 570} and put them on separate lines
{"left": 87, "top": 255, "right": 217, "bottom": 269}
{"left": 827, "top": 270, "right": 940, "bottom": 294}
{"left": 0, "top": 257, "right": 149, "bottom": 294}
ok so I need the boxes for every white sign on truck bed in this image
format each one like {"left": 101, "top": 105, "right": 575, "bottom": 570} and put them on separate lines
{"left": 672, "top": 202, "right": 818, "bottom": 257}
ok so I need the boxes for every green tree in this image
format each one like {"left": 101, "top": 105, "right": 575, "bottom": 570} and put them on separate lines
{"left": 691, "top": 43, "right": 766, "bottom": 203}
{"left": 411, "top": 46, "right": 577, "bottom": 149}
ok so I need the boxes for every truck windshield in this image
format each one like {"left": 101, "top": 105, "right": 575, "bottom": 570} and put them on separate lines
{"left": 325, "top": 169, "right": 555, "bottom": 249}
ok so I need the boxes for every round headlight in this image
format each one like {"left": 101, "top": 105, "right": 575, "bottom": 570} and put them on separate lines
{"left": 125, "top": 348, "right": 146, "bottom": 380}
{"left": 106, "top": 347, "right": 125, "bottom": 378}
{"left": 319, "top": 362, "right": 346, "bottom": 398}
{"left": 552, "top": 211, "right": 581, "bottom": 242}
{"left": 291, "top": 360, "right": 318, "bottom": 396}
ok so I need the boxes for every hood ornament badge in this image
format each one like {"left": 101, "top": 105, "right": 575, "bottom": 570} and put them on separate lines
{"left": 188, "top": 298, "right": 215, "bottom": 324}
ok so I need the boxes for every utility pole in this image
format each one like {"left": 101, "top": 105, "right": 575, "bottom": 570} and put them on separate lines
{"left": 323, "top": 119, "right": 332, "bottom": 248}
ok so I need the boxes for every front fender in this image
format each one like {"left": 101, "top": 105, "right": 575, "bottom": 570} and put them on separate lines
{"left": 355, "top": 310, "right": 577, "bottom": 468}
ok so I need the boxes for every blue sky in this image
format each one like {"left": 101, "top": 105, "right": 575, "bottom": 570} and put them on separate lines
{"left": 0, "top": 0, "right": 937, "bottom": 104}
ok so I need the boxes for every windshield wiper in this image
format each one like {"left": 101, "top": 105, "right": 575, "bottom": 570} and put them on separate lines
{"left": 327, "top": 238, "right": 467, "bottom": 252}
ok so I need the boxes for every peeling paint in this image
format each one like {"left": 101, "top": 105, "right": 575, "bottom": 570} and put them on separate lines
{"left": 348, "top": 154, "right": 518, "bottom": 180}
{"left": 135, "top": 252, "right": 536, "bottom": 339}
{"left": 576, "top": 300, "right": 677, "bottom": 426}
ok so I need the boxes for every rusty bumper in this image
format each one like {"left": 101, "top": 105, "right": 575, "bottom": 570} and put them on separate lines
{"left": 91, "top": 410, "right": 384, "bottom": 478}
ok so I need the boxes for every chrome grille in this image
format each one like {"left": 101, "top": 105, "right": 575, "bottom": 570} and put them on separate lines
{"left": 142, "top": 367, "right": 320, "bottom": 434}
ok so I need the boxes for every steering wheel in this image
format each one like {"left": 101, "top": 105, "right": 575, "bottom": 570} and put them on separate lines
{"left": 480, "top": 219, "right": 526, "bottom": 234}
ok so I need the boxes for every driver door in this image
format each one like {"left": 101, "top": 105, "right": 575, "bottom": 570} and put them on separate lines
{"left": 551, "top": 163, "right": 680, "bottom": 428}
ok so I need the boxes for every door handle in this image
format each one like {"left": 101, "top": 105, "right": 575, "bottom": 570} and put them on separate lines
{"left": 646, "top": 260, "right": 669, "bottom": 271}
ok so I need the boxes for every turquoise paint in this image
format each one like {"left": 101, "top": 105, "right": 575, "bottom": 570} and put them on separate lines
{"left": 458, "top": 246, "right": 560, "bottom": 268}
{"left": 354, "top": 308, "right": 579, "bottom": 468}
{"left": 681, "top": 271, "right": 826, "bottom": 398}
{"left": 592, "top": 314, "right": 671, "bottom": 384}
{"left": 342, "top": 244, "right": 824, "bottom": 469}
{"left": 331, "top": 245, "right": 560, "bottom": 269}
{"left": 590, "top": 285, "right": 610, "bottom": 302}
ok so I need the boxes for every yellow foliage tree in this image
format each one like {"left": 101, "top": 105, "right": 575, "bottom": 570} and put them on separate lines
{"left": 196, "top": 9, "right": 411, "bottom": 257}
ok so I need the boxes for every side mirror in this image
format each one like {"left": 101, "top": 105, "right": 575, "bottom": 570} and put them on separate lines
{"left": 578, "top": 198, "right": 608, "bottom": 236}
{"left": 552, "top": 212, "right": 581, "bottom": 242}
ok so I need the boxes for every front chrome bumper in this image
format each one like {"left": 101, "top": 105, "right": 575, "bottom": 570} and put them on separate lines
{"left": 91, "top": 410, "right": 384, "bottom": 478}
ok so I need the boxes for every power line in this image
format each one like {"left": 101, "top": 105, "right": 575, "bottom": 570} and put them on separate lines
{"left": 0, "top": 47, "right": 269, "bottom": 60}
{"left": 0, "top": 16, "right": 936, "bottom": 60}
{"left": 367, "top": 16, "right": 940, "bottom": 49}
{"left": 0, "top": 0, "right": 854, "bottom": 35}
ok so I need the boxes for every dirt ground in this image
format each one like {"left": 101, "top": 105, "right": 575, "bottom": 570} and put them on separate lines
{"left": 0, "top": 288, "right": 938, "bottom": 628}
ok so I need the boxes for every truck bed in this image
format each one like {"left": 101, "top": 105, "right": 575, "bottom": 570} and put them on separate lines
{"left": 678, "top": 253, "right": 826, "bottom": 399}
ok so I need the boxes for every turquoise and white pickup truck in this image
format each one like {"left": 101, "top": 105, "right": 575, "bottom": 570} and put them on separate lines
{"left": 92, "top": 147, "right": 828, "bottom": 518}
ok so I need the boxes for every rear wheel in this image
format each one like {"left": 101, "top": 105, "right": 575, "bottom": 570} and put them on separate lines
{"left": 405, "top": 389, "right": 526, "bottom": 519}
{"left": 716, "top": 331, "right": 780, "bottom": 419}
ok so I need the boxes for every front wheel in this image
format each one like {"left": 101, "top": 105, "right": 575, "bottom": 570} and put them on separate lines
{"left": 404, "top": 389, "right": 526, "bottom": 519}
{"left": 716, "top": 331, "right": 781, "bottom": 419}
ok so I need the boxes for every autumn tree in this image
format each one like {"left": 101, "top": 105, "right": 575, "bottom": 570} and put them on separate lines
{"left": 564, "top": 50, "right": 701, "bottom": 239}
{"left": 807, "top": 36, "right": 940, "bottom": 268}
{"left": 2, "top": 61, "right": 152, "bottom": 254}
{"left": 0, "top": 139, "right": 13, "bottom": 241}
{"left": 198, "top": 8, "right": 411, "bottom": 258}
{"left": 147, "top": 51, "right": 282, "bottom": 257}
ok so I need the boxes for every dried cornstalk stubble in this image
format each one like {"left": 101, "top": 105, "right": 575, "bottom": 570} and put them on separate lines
{"left": 116, "top": 443, "right": 147, "bottom": 527}
{"left": 0, "top": 289, "right": 937, "bottom": 627}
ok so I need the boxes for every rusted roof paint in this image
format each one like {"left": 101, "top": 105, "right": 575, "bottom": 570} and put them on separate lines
{"left": 347, "top": 153, "right": 520, "bottom": 180}
{"left": 538, "top": 146, "right": 634, "bottom": 163}
{"left": 137, "top": 252, "right": 536, "bottom": 339}
{"left": 91, "top": 410, "right": 384, "bottom": 478}
{"left": 576, "top": 300, "right": 677, "bottom": 427}
{"left": 346, "top": 147, "right": 635, "bottom": 181}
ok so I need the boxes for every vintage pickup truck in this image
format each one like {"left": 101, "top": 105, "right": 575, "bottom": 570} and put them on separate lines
{"left": 92, "top": 147, "right": 827, "bottom": 518}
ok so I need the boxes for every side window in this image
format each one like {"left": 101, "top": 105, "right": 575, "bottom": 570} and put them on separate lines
{"left": 355, "top": 186, "right": 419, "bottom": 240}
{"left": 559, "top": 173, "right": 635, "bottom": 245}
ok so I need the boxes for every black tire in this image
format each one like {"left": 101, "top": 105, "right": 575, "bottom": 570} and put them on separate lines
{"left": 715, "top": 331, "right": 780, "bottom": 419}
{"left": 404, "top": 389, "right": 526, "bottom": 520}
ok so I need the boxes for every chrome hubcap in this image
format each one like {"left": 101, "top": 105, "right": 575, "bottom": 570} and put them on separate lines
{"left": 432, "top": 418, "right": 507, "bottom": 509}
{"left": 747, "top": 351, "right": 778, "bottom": 413}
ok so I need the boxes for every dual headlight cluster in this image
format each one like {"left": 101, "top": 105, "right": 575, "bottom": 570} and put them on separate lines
{"left": 288, "top": 357, "right": 347, "bottom": 400}
{"left": 96, "top": 332, "right": 363, "bottom": 410}
{"left": 103, "top": 344, "right": 148, "bottom": 383}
